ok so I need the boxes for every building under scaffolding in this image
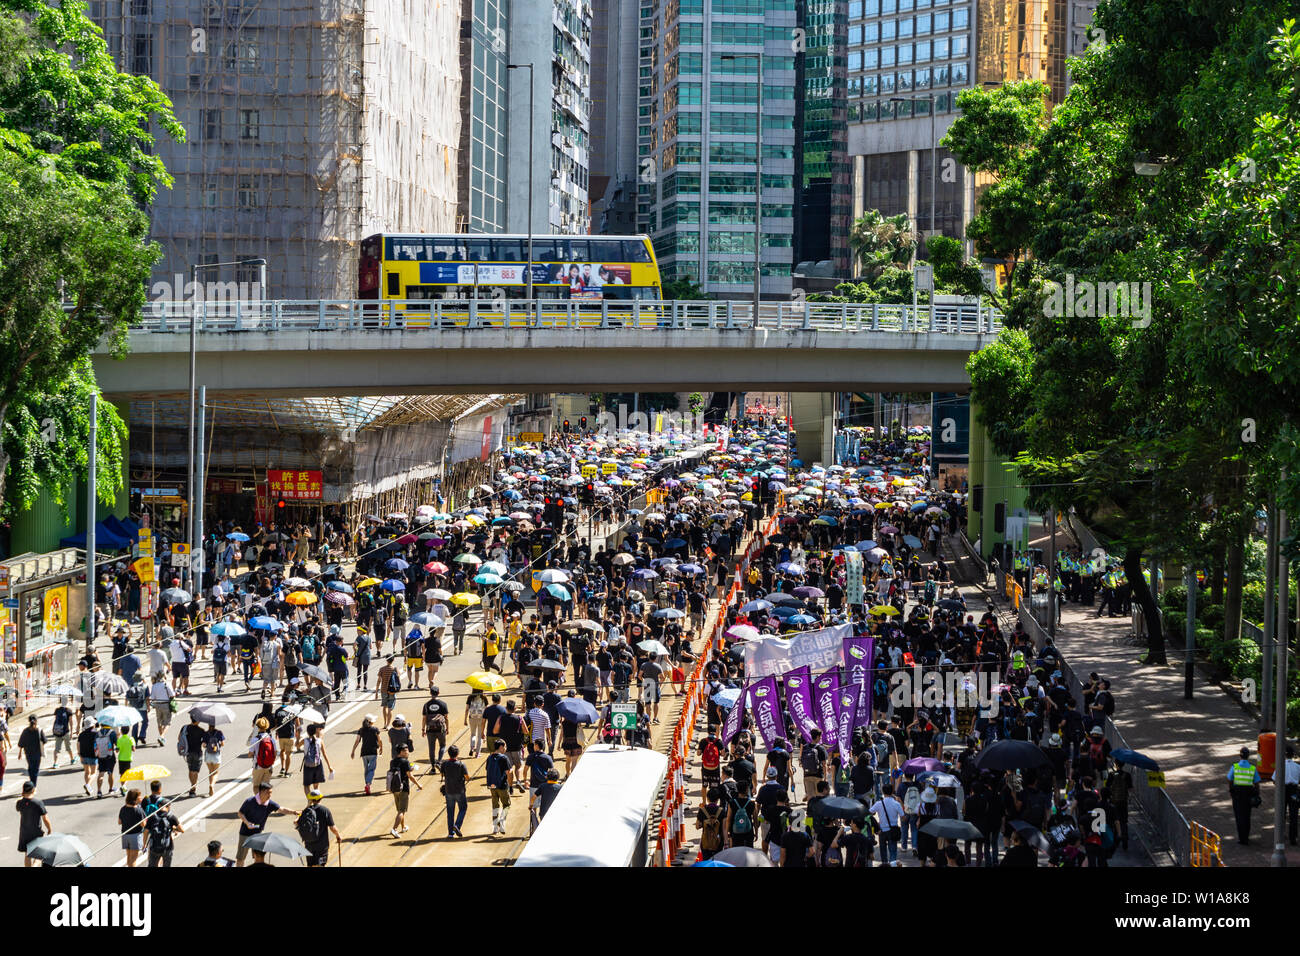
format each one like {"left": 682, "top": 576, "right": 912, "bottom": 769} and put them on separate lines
{"left": 88, "top": 0, "right": 462, "bottom": 300}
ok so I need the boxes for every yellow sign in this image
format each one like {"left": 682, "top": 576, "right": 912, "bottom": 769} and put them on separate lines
{"left": 1146, "top": 771, "right": 1166, "bottom": 789}
{"left": 601, "top": 462, "right": 618, "bottom": 475}
{"left": 133, "top": 556, "right": 156, "bottom": 584}
{"left": 520, "top": 432, "right": 544, "bottom": 443}
{"left": 580, "top": 464, "right": 598, "bottom": 478}
{"left": 171, "top": 542, "right": 190, "bottom": 556}
{"left": 138, "top": 528, "right": 152, "bottom": 551}
{"left": 530, "top": 570, "right": 542, "bottom": 593}
{"left": 43, "top": 585, "right": 68, "bottom": 639}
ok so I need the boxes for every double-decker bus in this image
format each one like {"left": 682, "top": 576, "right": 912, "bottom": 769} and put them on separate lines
{"left": 358, "top": 233, "right": 662, "bottom": 326}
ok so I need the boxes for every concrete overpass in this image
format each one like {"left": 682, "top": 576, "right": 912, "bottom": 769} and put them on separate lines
{"left": 93, "top": 298, "right": 1001, "bottom": 462}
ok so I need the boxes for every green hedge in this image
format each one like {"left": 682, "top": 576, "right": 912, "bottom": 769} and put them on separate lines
{"left": 1161, "top": 584, "right": 1188, "bottom": 611}
{"left": 1198, "top": 603, "right": 1225, "bottom": 630}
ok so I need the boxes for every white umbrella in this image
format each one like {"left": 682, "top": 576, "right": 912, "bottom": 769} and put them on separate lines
{"left": 186, "top": 702, "right": 237, "bottom": 725}
{"left": 285, "top": 704, "right": 327, "bottom": 724}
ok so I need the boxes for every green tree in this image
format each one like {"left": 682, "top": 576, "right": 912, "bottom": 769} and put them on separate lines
{"left": 660, "top": 277, "right": 709, "bottom": 300}
{"left": 848, "top": 209, "right": 915, "bottom": 279}
{"left": 0, "top": 1, "right": 182, "bottom": 518}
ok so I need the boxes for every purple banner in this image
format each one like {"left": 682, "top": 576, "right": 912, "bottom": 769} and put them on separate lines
{"left": 783, "top": 666, "right": 818, "bottom": 744}
{"left": 813, "top": 668, "right": 840, "bottom": 742}
{"left": 842, "top": 636, "right": 875, "bottom": 728}
{"left": 832, "top": 685, "right": 858, "bottom": 759}
{"left": 747, "top": 676, "right": 783, "bottom": 752}
{"left": 720, "top": 683, "right": 747, "bottom": 747}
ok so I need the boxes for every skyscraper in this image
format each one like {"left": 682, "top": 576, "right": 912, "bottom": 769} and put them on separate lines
{"left": 589, "top": 0, "right": 641, "bottom": 234}
{"left": 507, "top": 0, "right": 594, "bottom": 235}
{"left": 638, "top": 0, "right": 800, "bottom": 298}
{"left": 457, "top": 0, "right": 512, "bottom": 233}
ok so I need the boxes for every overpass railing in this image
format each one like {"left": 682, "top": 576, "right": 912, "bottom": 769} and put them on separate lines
{"left": 125, "top": 298, "right": 1003, "bottom": 335}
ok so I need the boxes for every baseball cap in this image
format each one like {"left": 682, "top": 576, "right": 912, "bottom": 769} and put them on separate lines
{"left": 766, "top": 767, "right": 777, "bottom": 779}
{"left": 1089, "top": 726, "right": 1104, "bottom": 736}
{"left": 307, "top": 788, "right": 324, "bottom": 801}
{"left": 393, "top": 715, "right": 405, "bottom": 725}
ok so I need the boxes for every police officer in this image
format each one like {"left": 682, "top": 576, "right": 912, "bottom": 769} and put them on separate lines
{"left": 1226, "top": 746, "right": 1261, "bottom": 844}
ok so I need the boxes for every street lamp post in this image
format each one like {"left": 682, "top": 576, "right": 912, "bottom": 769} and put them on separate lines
{"left": 508, "top": 63, "right": 535, "bottom": 312}
{"left": 188, "top": 257, "right": 265, "bottom": 589}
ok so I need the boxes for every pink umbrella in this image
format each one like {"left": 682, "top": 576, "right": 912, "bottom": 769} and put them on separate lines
{"left": 879, "top": 524, "right": 900, "bottom": 534}
{"left": 425, "top": 561, "right": 449, "bottom": 574}
{"left": 395, "top": 533, "right": 418, "bottom": 545}
{"left": 323, "top": 591, "right": 354, "bottom": 606}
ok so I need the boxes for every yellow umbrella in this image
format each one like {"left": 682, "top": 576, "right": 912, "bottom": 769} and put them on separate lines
{"left": 356, "top": 577, "right": 382, "bottom": 588}
{"left": 451, "top": 592, "right": 481, "bottom": 606}
{"left": 121, "top": 764, "right": 172, "bottom": 782}
{"left": 465, "top": 671, "right": 508, "bottom": 692}
{"left": 874, "top": 502, "right": 892, "bottom": 511}
{"left": 869, "top": 605, "right": 900, "bottom": 616}
{"left": 285, "top": 590, "right": 316, "bottom": 606}
{"left": 740, "top": 491, "right": 754, "bottom": 501}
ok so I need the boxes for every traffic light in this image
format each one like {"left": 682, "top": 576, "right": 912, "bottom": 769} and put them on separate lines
{"left": 563, "top": 419, "right": 571, "bottom": 433}
{"left": 276, "top": 499, "right": 286, "bottom": 510}
{"left": 580, "top": 416, "right": 587, "bottom": 431}
{"left": 584, "top": 482, "right": 594, "bottom": 504}
{"left": 730, "top": 418, "right": 738, "bottom": 430}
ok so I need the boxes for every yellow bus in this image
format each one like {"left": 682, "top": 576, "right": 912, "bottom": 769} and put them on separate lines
{"left": 358, "top": 233, "right": 663, "bottom": 326}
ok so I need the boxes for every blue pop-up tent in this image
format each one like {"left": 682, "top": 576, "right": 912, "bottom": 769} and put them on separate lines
{"left": 60, "top": 520, "right": 132, "bottom": 552}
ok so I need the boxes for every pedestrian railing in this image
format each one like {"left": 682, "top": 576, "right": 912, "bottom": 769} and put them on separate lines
{"left": 1190, "top": 821, "right": 1226, "bottom": 866}
{"left": 1020, "top": 606, "right": 1194, "bottom": 865}
{"left": 120, "top": 298, "right": 1003, "bottom": 336}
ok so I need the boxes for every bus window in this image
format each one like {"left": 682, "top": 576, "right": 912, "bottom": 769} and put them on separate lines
{"left": 464, "top": 238, "right": 492, "bottom": 262}
{"left": 589, "top": 239, "right": 625, "bottom": 261}
{"left": 622, "top": 240, "right": 654, "bottom": 262}
{"left": 428, "top": 238, "right": 465, "bottom": 261}
{"left": 566, "top": 239, "right": 590, "bottom": 261}
{"left": 386, "top": 273, "right": 400, "bottom": 297}
{"left": 631, "top": 286, "right": 661, "bottom": 300}
{"left": 493, "top": 238, "right": 524, "bottom": 260}
{"left": 529, "top": 238, "right": 561, "bottom": 262}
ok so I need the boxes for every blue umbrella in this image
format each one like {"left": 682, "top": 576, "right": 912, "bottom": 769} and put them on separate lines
{"left": 326, "top": 580, "right": 354, "bottom": 593}
{"left": 856, "top": 540, "right": 878, "bottom": 550}
{"left": 211, "top": 621, "right": 246, "bottom": 637}
{"left": 409, "top": 611, "right": 445, "bottom": 627}
{"left": 248, "top": 616, "right": 283, "bottom": 632}
{"left": 902, "top": 535, "right": 923, "bottom": 549}
{"left": 474, "top": 572, "right": 504, "bottom": 586}
{"left": 677, "top": 563, "right": 705, "bottom": 574}
{"left": 817, "top": 514, "right": 839, "bottom": 526}
{"left": 910, "top": 501, "right": 928, "bottom": 512}
{"left": 710, "top": 687, "right": 742, "bottom": 708}
{"left": 740, "top": 600, "right": 773, "bottom": 614}
{"left": 653, "top": 607, "right": 685, "bottom": 619}
{"left": 786, "top": 614, "right": 817, "bottom": 626}
{"left": 1111, "top": 748, "right": 1160, "bottom": 771}
{"left": 385, "top": 558, "right": 410, "bottom": 571}
{"left": 503, "top": 489, "right": 522, "bottom": 501}
{"left": 381, "top": 579, "right": 406, "bottom": 593}
{"left": 226, "top": 532, "right": 250, "bottom": 542}
{"left": 557, "top": 697, "right": 599, "bottom": 723}
{"left": 770, "top": 604, "right": 800, "bottom": 618}
{"left": 631, "top": 568, "right": 659, "bottom": 580}
{"left": 664, "top": 537, "right": 688, "bottom": 549}
{"left": 691, "top": 859, "right": 735, "bottom": 867}
{"left": 492, "top": 516, "right": 514, "bottom": 526}
{"left": 776, "top": 562, "right": 804, "bottom": 575}
{"left": 544, "top": 583, "right": 571, "bottom": 600}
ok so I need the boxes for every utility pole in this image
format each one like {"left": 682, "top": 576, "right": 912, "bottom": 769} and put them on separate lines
{"left": 1184, "top": 565, "right": 1196, "bottom": 699}
{"left": 195, "top": 385, "right": 207, "bottom": 596}
{"left": 1047, "top": 507, "right": 1057, "bottom": 638}
{"left": 1262, "top": 497, "right": 1277, "bottom": 730}
{"left": 85, "top": 391, "right": 96, "bottom": 649}
{"left": 1272, "top": 496, "right": 1289, "bottom": 867}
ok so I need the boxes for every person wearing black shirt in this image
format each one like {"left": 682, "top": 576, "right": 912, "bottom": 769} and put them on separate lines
{"left": 439, "top": 745, "right": 469, "bottom": 838}
{"left": 491, "top": 700, "right": 527, "bottom": 792}
{"left": 999, "top": 829, "right": 1039, "bottom": 867}
{"left": 298, "top": 789, "right": 340, "bottom": 866}
{"left": 838, "top": 818, "right": 873, "bottom": 868}
{"left": 780, "top": 823, "right": 813, "bottom": 867}
{"left": 387, "top": 742, "right": 422, "bottom": 837}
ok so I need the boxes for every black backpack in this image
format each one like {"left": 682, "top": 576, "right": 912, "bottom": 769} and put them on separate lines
{"left": 387, "top": 670, "right": 402, "bottom": 694}
{"left": 801, "top": 745, "right": 823, "bottom": 775}
{"left": 296, "top": 805, "right": 323, "bottom": 843}
{"left": 147, "top": 813, "right": 174, "bottom": 849}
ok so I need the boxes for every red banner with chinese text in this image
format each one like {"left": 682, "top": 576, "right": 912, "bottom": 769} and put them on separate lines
{"left": 266, "top": 469, "right": 323, "bottom": 500}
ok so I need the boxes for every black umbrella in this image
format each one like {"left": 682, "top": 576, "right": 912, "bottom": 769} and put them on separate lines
{"left": 811, "top": 795, "right": 866, "bottom": 821}
{"left": 937, "top": 599, "right": 966, "bottom": 611}
{"left": 1009, "top": 820, "right": 1050, "bottom": 852}
{"left": 920, "top": 818, "right": 983, "bottom": 841}
{"left": 974, "top": 739, "right": 1050, "bottom": 772}
{"left": 530, "top": 658, "right": 566, "bottom": 671}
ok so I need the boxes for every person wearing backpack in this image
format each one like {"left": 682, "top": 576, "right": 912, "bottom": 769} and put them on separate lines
{"left": 386, "top": 741, "right": 423, "bottom": 838}
{"left": 725, "top": 782, "right": 758, "bottom": 849}
{"left": 439, "top": 744, "right": 470, "bottom": 838}
{"left": 695, "top": 786, "right": 726, "bottom": 860}
{"left": 374, "top": 656, "right": 399, "bottom": 729}
{"left": 486, "top": 738, "right": 513, "bottom": 836}
{"left": 800, "top": 728, "right": 829, "bottom": 800}
{"left": 296, "top": 788, "right": 341, "bottom": 867}
{"left": 93, "top": 723, "right": 118, "bottom": 798}
{"left": 422, "top": 687, "right": 450, "bottom": 768}
{"left": 248, "top": 716, "right": 280, "bottom": 794}
{"left": 143, "top": 801, "right": 184, "bottom": 868}
{"left": 50, "top": 699, "right": 74, "bottom": 768}
{"left": 299, "top": 723, "right": 333, "bottom": 798}
{"left": 698, "top": 731, "right": 722, "bottom": 801}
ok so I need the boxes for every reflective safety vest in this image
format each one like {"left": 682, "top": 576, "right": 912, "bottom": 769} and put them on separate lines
{"left": 1011, "top": 651, "right": 1026, "bottom": 671}
{"left": 1232, "top": 761, "right": 1257, "bottom": 787}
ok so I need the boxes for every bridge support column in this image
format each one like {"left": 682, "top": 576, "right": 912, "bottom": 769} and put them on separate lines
{"left": 789, "top": 392, "right": 836, "bottom": 467}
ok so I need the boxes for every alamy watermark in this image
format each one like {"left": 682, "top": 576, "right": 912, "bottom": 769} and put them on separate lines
{"left": 1042, "top": 274, "right": 1152, "bottom": 328}
{"left": 149, "top": 274, "right": 263, "bottom": 315}
{"left": 887, "top": 666, "right": 1001, "bottom": 716}
{"left": 594, "top": 403, "right": 705, "bottom": 436}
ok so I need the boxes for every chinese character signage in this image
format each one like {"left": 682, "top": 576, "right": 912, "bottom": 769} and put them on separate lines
{"left": 43, "top": 585, "right": 68, "bottom": 643}
{"left": 266, "top": 469, "right": 323, "bottom": 500}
